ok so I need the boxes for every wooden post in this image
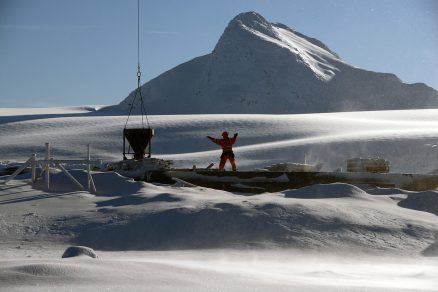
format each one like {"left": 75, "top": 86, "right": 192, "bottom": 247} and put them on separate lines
{"left": 89, "top": 176, "right": 97, "bottom": 194}
{"left": 172, "top": 177, "right": 197, "bottom": 187}
{"left": 31, "top": 154, "right": 37, "bottom": 183}
{"left": 45, "top": 142, "right": 50, "bottom": 190}
{"left": 3, "top": 156, "right": 33, "bottom": 184}
{"left": 87, "top": 144, "right": 91, "bottom": 191}
{"left": 123, "top": 129, "right": 126, "bottom": 160}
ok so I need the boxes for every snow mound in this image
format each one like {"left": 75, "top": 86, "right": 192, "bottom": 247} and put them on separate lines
{"left": 62, "top": 246, "right": 98, "bottom": 259}
{"left": 366, "top": 187, "right": 412, "bottom": 196}
{"left": 91, "top": 172, "right": 147, "bottom": 196}
{"left": 422, "top": 235, "right": 438, "bottom": 257}
{"left": 11, "top": 263, "right": 83, "bottom": 277}
{"left": 96, "top": 193, "right": 182, "bottom": 207}
{"left": 398, "top": 191, "right": 438, "bottom": 216}
{"left": 0, "top": 261, "right": 102, "bottom": 287}
{"left": 73, "top": 206, "right": 289, "bottom": 250}
{"left": 33, "top": 170, "right": 146, "bottom": 196}
{"left": 284, "top": 183, "right": 369, "bottom": 199}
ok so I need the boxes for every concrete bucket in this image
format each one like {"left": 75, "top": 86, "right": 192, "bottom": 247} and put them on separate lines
{"left": 123, "top": 128, "right": 154, "bottom": 160}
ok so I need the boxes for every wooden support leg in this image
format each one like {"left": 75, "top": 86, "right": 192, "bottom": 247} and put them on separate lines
{"left": 57, "top": 163, "right": 85, "bottom": 190}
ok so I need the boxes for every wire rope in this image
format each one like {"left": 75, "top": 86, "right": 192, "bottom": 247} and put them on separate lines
{"left": 124, "top": 0, "right": 150, "bottom": 130}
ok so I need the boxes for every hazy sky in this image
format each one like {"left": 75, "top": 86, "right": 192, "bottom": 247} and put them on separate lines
{"left": 1, "top": 0, "right": 437, "bottom": 107}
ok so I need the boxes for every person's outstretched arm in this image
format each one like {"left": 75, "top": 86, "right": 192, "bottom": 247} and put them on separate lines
{"left": 232, "top": 133, "right": 238, "bottom": 143}
{"left": 207, "top": 136, "right": 221, "bottom": 145}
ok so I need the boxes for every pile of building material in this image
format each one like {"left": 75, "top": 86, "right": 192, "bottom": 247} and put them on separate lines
{"left": 346, "top": 158, "right": 390, "bottom": 173}
{"left": 262, "top": 162, "right": 323, "bottom": 172}
{"left": 107, "top": 158, "right": 173, "bottom": 180}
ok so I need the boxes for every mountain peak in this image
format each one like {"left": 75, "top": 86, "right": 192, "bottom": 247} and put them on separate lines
{"left": 231, "top": 11, "right": 269, "bottom": 26}
{"left": 219, "top": 11, "right": 340, "bottom": 81}
{"left": 227, "top": 11, "right": 277, "bottom": 38}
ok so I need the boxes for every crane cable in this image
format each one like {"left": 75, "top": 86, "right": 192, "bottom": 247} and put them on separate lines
{"left": 124, "top": 0, "right": 150, "bottom": 129}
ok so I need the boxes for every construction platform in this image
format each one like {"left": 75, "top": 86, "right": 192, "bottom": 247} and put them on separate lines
{"left": 144, "top": 169, "right": 438, "bottom": 194}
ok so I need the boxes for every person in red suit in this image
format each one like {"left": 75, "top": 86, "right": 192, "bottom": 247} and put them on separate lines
{"left": 207, "top": 131, "right": 238, "bottom": 171}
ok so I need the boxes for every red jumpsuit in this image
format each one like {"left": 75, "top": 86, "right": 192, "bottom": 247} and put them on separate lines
{"left": 208, "top": 134, "right": 237, "bottom": 171}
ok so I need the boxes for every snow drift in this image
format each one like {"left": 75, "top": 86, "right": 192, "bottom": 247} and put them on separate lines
{"left": 3, "top": 171, "right": 437, "bottom": 254}
{"left": 2, "top": 126, "right": 438, "bottom": 290}
{"left": 2, "top": 252, "right": 437, "bottom": 292}
{"left": 284, "top": 183, "right": 369, "bottom": 199}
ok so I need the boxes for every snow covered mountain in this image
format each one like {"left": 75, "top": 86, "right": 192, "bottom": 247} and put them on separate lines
{"left": 108, "top": 11, "right": 438, "bottom": 114}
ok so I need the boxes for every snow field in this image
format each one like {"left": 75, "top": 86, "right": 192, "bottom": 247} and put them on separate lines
{"left": 2, "top": 109, "right": 438, "bottom": 173}
{"left": 2, "top": 107, "right": 438, "bottom": 290}
{"left": 1, "top": 251, "right": 437, "bottom": 291}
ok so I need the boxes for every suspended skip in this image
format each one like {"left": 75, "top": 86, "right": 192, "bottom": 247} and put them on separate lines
{"left": 123, "top": 0, "right": 154, "bottom": 161}
{"left": 123, "top": 128, "right": 154, "bottom": 160}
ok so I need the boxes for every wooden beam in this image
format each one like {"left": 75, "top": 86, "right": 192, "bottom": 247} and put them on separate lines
{"left": 57, "top": 163, "right": 85, "bottom": 190}
{"left": 3, "top": 156, "right": 33, "bottom": 184}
